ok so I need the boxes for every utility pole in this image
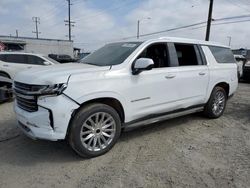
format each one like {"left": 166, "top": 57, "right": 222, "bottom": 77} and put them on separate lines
{"left": 32, "top": 17, "right": 41, "bottom": 39}
{"left": 227, "top": 36, "right": 232, "bottom": 46}
{"left": 64, "top": 0, "right": 75, "bottom": 41}
{"left": 205, "top": 0, "right": 214, "bottom": 41}
{"left": 16, "top": 29, "right": 18, "bottom": 38}
{"left": 137, "top": 20, "right": 140, "bottom": 39}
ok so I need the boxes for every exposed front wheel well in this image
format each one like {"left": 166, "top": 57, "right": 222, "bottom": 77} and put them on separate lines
{"left": 0, "top": 71, "right": 11, "bottom": 79}
{"left": 214, "top": 82, "right": 229, "bottom": 97}
{"left": 78, "top": 98, "right": 125, "bottom": 123}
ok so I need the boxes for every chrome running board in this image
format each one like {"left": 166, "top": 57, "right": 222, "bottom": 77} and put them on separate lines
{"left": 124, "top": 107, "right": 204, "bottom": 130}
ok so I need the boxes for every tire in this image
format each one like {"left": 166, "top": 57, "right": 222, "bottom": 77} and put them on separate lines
{"left": 204, "top": 86, "right": 227, "bottom": 119}
{"left": 68, "top": 103, "right": 121, "bottom": 158}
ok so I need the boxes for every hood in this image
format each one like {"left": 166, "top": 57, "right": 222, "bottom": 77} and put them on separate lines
{"left": 14, "top": 63, "right": 110, "bottom": 85}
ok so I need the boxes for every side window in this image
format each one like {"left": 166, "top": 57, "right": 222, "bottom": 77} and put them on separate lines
{"left": 137, "top": 43, "right": 169, "bottom": 68}
{"left": 0, "top": 55, "right": 6, "bottom": 62}
{"left": 209, "top": 46, "right": 235, "bottom": 64}
{"left": 27, "top": 55, "right": 45, "bottom": 65}
{"left": 5, "top": 54, "right": 27, "bottom": 64}
{"left": 174, "top": 43, "right": 201, "bottom": 66}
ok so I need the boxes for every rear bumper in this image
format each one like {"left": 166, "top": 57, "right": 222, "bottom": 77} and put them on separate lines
{"left": 14, "top": 94, "right": 79, "bottom": 141}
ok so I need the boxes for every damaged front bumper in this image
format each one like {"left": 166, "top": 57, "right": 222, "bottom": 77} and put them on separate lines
{"left": 14, "top": 94, "right": 79, "bottom": 141}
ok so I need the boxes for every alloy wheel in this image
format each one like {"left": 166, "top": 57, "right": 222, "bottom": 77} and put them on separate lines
{"left": 80, "top": 112, "right": 116, "bottom": 152}
{"left": 212, "top": 90, "right": 225, "bottom": 116}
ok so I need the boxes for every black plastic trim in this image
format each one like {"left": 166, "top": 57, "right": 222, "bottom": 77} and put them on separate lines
{"left": 197, "top": 45, "right": 208, "bottom": 65}
{"left": 38, "top": 105, "right": 54, "bottom": 130}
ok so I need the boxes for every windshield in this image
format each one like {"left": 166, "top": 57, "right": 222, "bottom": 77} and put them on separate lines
{"left": 43, "top": 56, "right": 60, "bottom": 64}
{"left": 80, "top": 42, "right": 142, "bottom": 66}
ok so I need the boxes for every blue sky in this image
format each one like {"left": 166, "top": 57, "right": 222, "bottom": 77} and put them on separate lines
{"left": 1, "top": 0, "right": 250, "bottom": 51}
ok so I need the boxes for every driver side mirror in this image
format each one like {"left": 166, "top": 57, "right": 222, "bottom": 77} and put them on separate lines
{"left": 132, "top": 58, "right": 154, "bottom": 75}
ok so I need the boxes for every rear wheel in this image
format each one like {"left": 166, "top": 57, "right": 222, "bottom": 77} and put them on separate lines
{"left": 204, "top": 86, "right": 227, "bottom": 118}
{"left": 69, "top": 103, "right": 121, "bottom": 158}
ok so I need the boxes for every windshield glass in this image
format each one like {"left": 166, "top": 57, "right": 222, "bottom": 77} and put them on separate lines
{"left": 80, "top": 42, "right": 142, "bottom": 66}
{"left": 43, "top": 56, "right": 60, "bottom": 64}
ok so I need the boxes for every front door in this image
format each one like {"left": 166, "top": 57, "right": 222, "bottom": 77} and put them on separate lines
{"left": 124, "top": 43, "right": 181, "bottom": 121}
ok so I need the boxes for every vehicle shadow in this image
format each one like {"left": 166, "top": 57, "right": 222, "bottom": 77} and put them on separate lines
{"left": 239, "top": 79, "right": 250, "bottom": 84}
{"left": 0, "top": 113, "right": 205, "bottom": 166}
{"left": 0, "top": 135, "right": 81, "bottom": 166}
{"left": 120, "top": 113, "right": 204, "bottom": 142}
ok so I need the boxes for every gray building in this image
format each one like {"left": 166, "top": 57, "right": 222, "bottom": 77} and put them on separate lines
{"left": 0, "top": 35, "right": 74, "bottom": 57}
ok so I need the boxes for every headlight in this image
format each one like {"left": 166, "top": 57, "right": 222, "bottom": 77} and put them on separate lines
{"left": 33, "top": 83, "right": 67, "bottom": 95}
{"left": 14, "top": 82, "right": 68, "bottom": 96}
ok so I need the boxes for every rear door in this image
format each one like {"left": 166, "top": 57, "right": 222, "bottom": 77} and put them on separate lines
{"left": 168, "top": 43, "right": 209, "bottom": 107}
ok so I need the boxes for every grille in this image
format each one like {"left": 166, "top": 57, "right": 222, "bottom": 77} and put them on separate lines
{"left": 14, "top": 82, "right": 33, "bottom": 92}
{"left": 14, "top": 82, "right": 38, "bottom": 112}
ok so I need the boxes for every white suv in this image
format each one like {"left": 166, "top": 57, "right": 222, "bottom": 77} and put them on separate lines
{"left": 13, "top": 37, "right": 238, "bottom": 158}
{"left": 0, "top": 52, "right": 59, "bottom": 79}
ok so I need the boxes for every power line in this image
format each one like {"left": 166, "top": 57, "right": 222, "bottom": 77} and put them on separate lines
{"left": 135, "top": 21, "right": 207, "bottom": 39}
{"left": 191, "top": 19, "right": 250, "bottom": 30}
{"left": 227, "top": 0, "right": 250, "bottom": 13}
{"left": 137, "top": 14, "right": 250, "bottom": 40}
{"left": 215, "top": 14, "right": 250, "bottom": 21}
{"left": 75, "top": 21, "right": 208, "bottom": 44}
{"left": 75, "top": 14, "right": 250, "bottom": 45}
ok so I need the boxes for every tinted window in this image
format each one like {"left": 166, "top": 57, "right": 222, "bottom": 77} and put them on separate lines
{"left": 209, "top": 46, "right": 235, "bottom": 64}
{"left": 4, "top": 43, "right": 24, "bottom": 51}
{"left": 137, "top": 43, "right": 169, "bottom": 68}
{"left": 0, "top": 54, "right": 6, "bottom": 62}
{"left": 174, "top": 44, "right": 200, "bottom": 66}
{"left": 5, "top": 54, "right": 27, "bottom": 64}
{"left": 27, "top": 55, "right": 45, "bottom": 65}
{"left": 43, "top": 56, "right": 59, "bottom": 64}
{"left": 81, "top": 42, "right": 142, "bottom": 66}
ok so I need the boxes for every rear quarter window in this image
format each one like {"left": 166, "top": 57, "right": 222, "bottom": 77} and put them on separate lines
{"left": 209, "top": 46, "right": 235, "bottom": 64}
{"left": 27, "top": 55, "right": 45, "bottom": 65}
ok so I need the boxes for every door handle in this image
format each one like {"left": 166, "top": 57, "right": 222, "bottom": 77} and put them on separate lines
{"left": 165, "top": 74, "right": 176, "bottom": 79}
{"left": 3, "top": 64, "right": 9, "bottom": 67}
{"left": 27, "top": 66, "right": 32, "bottom": 69}
{"left": 199, "top": 72, "right": 206, "bottom": 76}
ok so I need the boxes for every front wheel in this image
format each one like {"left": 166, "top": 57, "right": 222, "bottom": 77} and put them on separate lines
{"left": 204, "top": 86, "right": 227, "bottom": 119}
{"left": 68, "top": 103, "right": 121, "bottom": 158}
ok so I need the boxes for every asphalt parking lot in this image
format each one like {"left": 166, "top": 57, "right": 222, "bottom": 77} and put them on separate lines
{"left": 0, "top": 83, "right": 249, "bottom": 188}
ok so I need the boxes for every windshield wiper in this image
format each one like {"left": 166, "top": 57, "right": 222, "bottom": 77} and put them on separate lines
{"left": 82, "top": 62, "right": 98, "bottom": 66}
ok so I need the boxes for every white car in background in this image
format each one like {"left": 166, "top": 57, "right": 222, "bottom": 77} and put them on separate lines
{"left": 234, "top": 54, "right": 246, "bottom": 79}
{"left": 0, "top": 52, "right": 59, "bottom": 79}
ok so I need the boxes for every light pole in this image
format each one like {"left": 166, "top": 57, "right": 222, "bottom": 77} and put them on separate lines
{"left": 227, "top": 36, "right": 232, "bottom": 46}
{"left": 137, "top": 17, "right": 151, "bottom": 39}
